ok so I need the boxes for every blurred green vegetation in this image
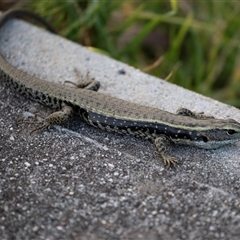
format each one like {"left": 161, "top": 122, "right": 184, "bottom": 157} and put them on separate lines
{"left": 18, "top": 0, "right": 240, "bottom": 107}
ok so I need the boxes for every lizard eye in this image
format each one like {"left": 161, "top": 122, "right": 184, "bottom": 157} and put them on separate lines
{"left": 227, "top": 129, "right": 236, "bottom": 135}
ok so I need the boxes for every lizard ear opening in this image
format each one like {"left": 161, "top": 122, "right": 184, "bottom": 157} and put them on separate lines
{"left": 202, "top": 135, "right": 209, "bottom": 142}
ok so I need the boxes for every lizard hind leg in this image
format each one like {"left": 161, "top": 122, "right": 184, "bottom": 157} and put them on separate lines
{"left": 64, "top": 69, "right": 100, "bottom": 92}
{"left": 30, "top": 105, "right": 73, "bottom": 135}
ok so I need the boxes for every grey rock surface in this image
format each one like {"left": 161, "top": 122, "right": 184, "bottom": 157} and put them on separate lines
{"left": 0, "top": 16, "right": 240, "bottom": 240}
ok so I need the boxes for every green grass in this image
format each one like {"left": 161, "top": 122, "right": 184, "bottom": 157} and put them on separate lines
{"left": 18, "top": 0, "right": 240, "bottom": 107}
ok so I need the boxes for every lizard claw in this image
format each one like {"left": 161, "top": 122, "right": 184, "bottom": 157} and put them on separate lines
{"left": 30, "top": 122, "right": 50, "bottom": 135}
{"left": 163, "top": 156, "right": 179, "bottom": 168}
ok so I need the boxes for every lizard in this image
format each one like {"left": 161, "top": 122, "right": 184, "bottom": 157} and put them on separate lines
{"left": 0, "top": 9, "right": 240, "bottom": 167}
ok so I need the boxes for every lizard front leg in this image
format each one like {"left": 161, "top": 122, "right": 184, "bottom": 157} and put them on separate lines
{"left": 176, "top": 108, "right": 214, "bottom": 119}
{"left": 154, "top": 135, "right": 179, "bottom": 167}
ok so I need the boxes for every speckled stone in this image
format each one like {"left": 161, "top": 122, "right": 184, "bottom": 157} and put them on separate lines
{"left": 0, "top": 12, "right": 240, "bottom": 240}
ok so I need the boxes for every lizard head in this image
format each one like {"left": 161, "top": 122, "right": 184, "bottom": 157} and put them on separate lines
{"left": 194, "top": 118, "right": 240, "bottom": 149}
